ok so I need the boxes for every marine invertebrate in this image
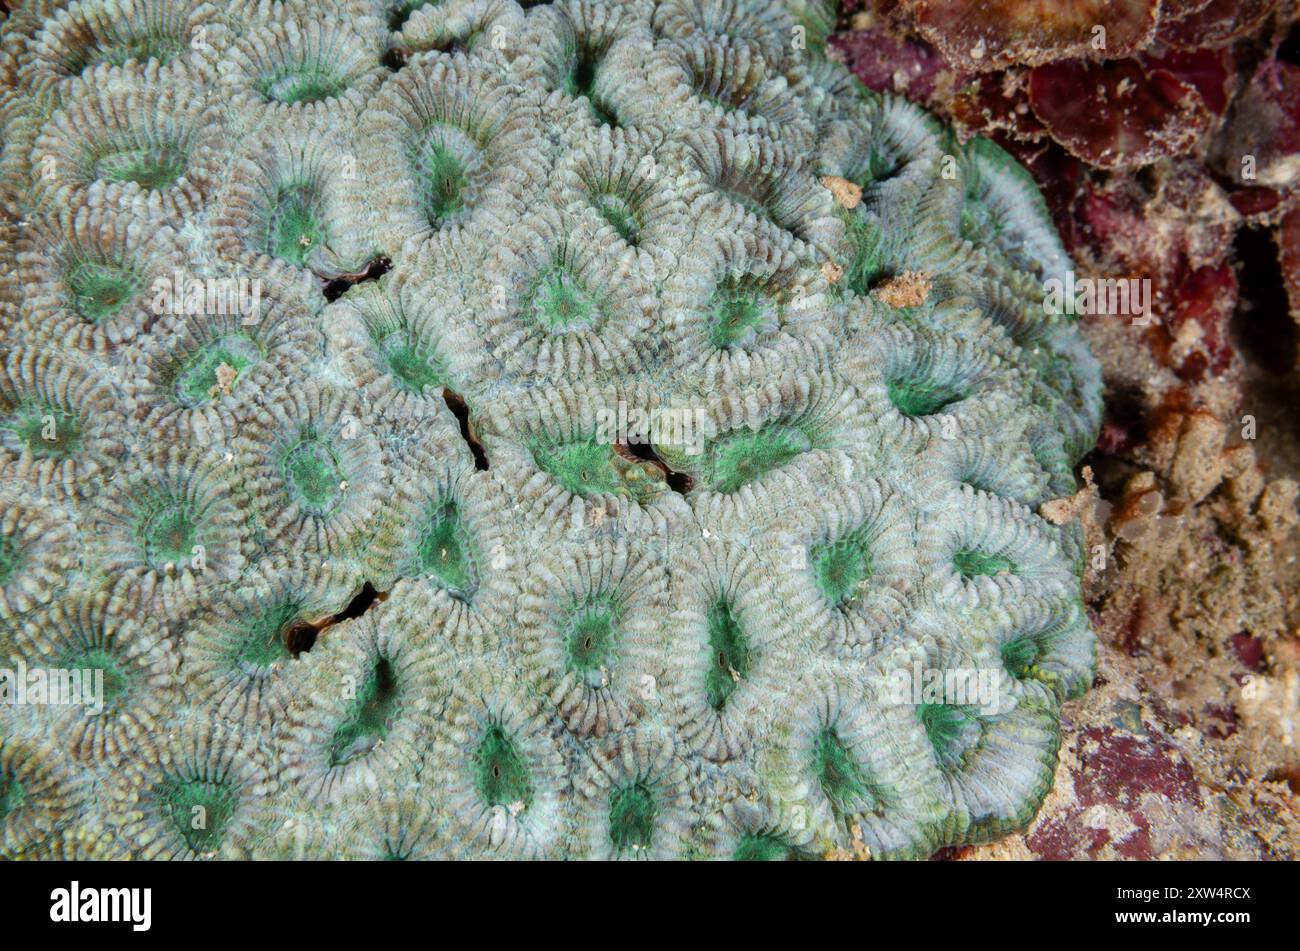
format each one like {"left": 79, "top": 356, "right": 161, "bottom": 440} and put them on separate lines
{"left": 0, "top": 0, "right": 1102, "bottom": 860}
{"left": 181, "top": 558, "right": 365, "bottom": 727}
{"left": 6, "top": 590, "right": 180, "bottom": 763}
{"left": 516, "top": 537, "right": 671, "bottom": 738}
{"left": 210, "top": 121, "right": 380, "bottom": 278}
{"left": 11, "top": 204, "right": 187, "bottom": 354}
{"left": 0, "top": 720, "right": 90, "bottom": 857}
{"left": 31, "top": 63, "right": 227, "bottom": 224}
{"left": 0, "top": 347, "right": 127, "bottom": 502}
{"left": 323, "top": 272, "right": 462, "bottom": 414}
{"left": 234, "top": 382, "right": 391, "bottom": 559}
{"left": 87, "top": 444, "right": 251, "bottom": 618}
{"left": 0, "top": 488, "right": 79, "bottom": 620}
{"left": 427, "top": 660, "right": 571, "bottom": 858}
{"left": 125, "top": 276, "right": 324, "bottom": 441}
{"left": 219, "top": 4, "right": 388, "bottom": 118}
{"left": 104, "top": 715, "right": 276, "bottom": 859}
{"left": 574, "top": 725, "right": 696, "bottom": 859}
{"left": 363, "top": 50, "right": 547, "bottom": 254}
{"left": 276, "top": 611, "right": 444, "bottom": 804}
{"left": 466, "top": 205, "right": 661, "bottom": 382}
{"left": 11, "top": 0, "right": 225, "bottom": 93}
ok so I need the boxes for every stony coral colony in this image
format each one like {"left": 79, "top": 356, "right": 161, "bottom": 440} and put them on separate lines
{"left": 0, "top": 0, "right": 1102, "bottom": 860}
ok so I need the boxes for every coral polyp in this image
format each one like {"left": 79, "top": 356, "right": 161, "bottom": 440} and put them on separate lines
{"left": 0, "top": 0, "right": 1101, "bottom": 860}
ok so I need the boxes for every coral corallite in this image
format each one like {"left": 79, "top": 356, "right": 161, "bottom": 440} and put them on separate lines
{"left": 0, "top": 0, "right": 1102, "bottom": 860}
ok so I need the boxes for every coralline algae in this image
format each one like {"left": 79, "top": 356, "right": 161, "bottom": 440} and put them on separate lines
{"left": 0, "top": 0, "right": 1102, "bottom": 859}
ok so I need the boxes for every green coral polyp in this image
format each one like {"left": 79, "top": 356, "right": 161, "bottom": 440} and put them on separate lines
{"left": 565, "top": 601, "right": 618, "bottom": 678}
{"left": 259, "top": 68, "right": 350, "bottom": 105}
{"left": 385, "top": 342, "right": 444, "bottom": 393}
{"left": 608, "top": 782, "right": 656, "bottom": 851}
{"left": 917, "top": 704, "right": 981, "bottom": 771}
{"left": 707, "top": 279, "right": 774, "bottom": 348}
{"left": 413, "top": 125, "right": 482, "bottom": 227}
{"left": 733, "top": 833, "right": 794, "bottom": 861}
{"left": 266, "top": 182, "right": 327, "bottom": 266}
{"left": 858, "top": 148, "right": 905, "bottom": 188}
{"left": 565, "top": 48, "right": 618, "bottom": 126}
{"left": 525, "top": 265, "right": 597, "bottom": 331}
{"left": 959, "top": 201, "right": 993, "bottom": 245}
{"left": 0, "top": 772, "right": 24, "bottom": 823}
{"left": 886, "top": 378, "right": 965, "bottom": 417}
{"left": 533, "top": 438, "right": 620, "bottom": 497}
{"left": 417, "top": 502, "right": 478, "bottom": 600}
{"left": 592, "top": 193, "right": 641, "bottom": 245}
{"left": 473, "top": 725, "right": 533, "bottom": 809}
{"left": 283, "top": 438, "right": 344, "bottom": 514}
{"left": 73, "top": 32, "right": 185, "bottom": 73}
{"left": 0, "top": 535, "right": 20, "bottom": 587}
{"left": 173, "top": 335, "right": 261, "bottom": 406}
{"left": 954, "top": 549, "right": 1016, "bottom": 579}
{"left": 2, "top": 405, "right": 82, "bottom": 459}
{"left": 837, "top": 210, "right": 886, "bottom": 297}
{"left": 704, "top": 599, "right": 750, "bottom": 710}
{"left": 94, "top": 145, "right": 186, "bottom": 190}
{"left": 139, "top": 500, "right": 198, "bottom": 569}
{"left": 813, "top": 727, "right": 875, "bottom": 814}
{"left": 68, "top": 648, "right": 130, "bottom": 708}
{"left": 1001, "top": 636, "right": 1042, "bottom": 681}
{"left": 330, "top": 658, "right": 398, "bottom": 766}
{"left": 233, "top": 605, "right": 299, "bottom": 669}
{"left": 811, "top": 537, "right": 872, "bottom": 607}
{"left": 66, "top": 260, "right": 140, "bottom": 323}
{"left": 709, "top": 425, "right": 811, "bottom": 493}
{"left": 156, "top": 778, "right": 237, "bottom": 855}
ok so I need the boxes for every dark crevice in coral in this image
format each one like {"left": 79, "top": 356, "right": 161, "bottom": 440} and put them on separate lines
{"left": 619, "top": 439, "right": 693, "bottom": 494}
{"left": 1230, "top": 227, "right": 1295, "bottom": 375}
{"left": 664, "top": 470, "right": 693, "bottom": 494}
{"left": 443, "top": 387, "right": 489, "bottom": 470}
{"left": 571, "top": 51, "right": 599, "bottom": 97}
{"left": 334, "top": 581, "right": 384, "bottom": 624}
{"left": 383, "top": 47, "right": 411, "bottom": 71}
{"left": 565, "top": 43, "right": 621, "bottom": 127}
{"left": 283, "top": 582, "right": 387, "bottom": 657}
{"left": 282, "top": 619, "right": 320, "bottom": 657}
{"left": 388, "top": 4, "right": 417, "bottom": 32}
{"left": 1105, "top": 383, "right": 1151, "bottom": 445}
{"left": 322, "top": 255, "right": 393, "bottom": 303}
{"left": 1082, "top": 379, "right": 1166, "bottom": 509}
{"left": 426, "top": 35, "right": 477, "bottom": 57}
{"left": 1081, "top": 453, "right": 1141, "bottom": 504}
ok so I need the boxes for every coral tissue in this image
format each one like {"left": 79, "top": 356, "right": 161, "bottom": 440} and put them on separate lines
{"left": 0, "top": 0, "right": 1101, "bottom": 859}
